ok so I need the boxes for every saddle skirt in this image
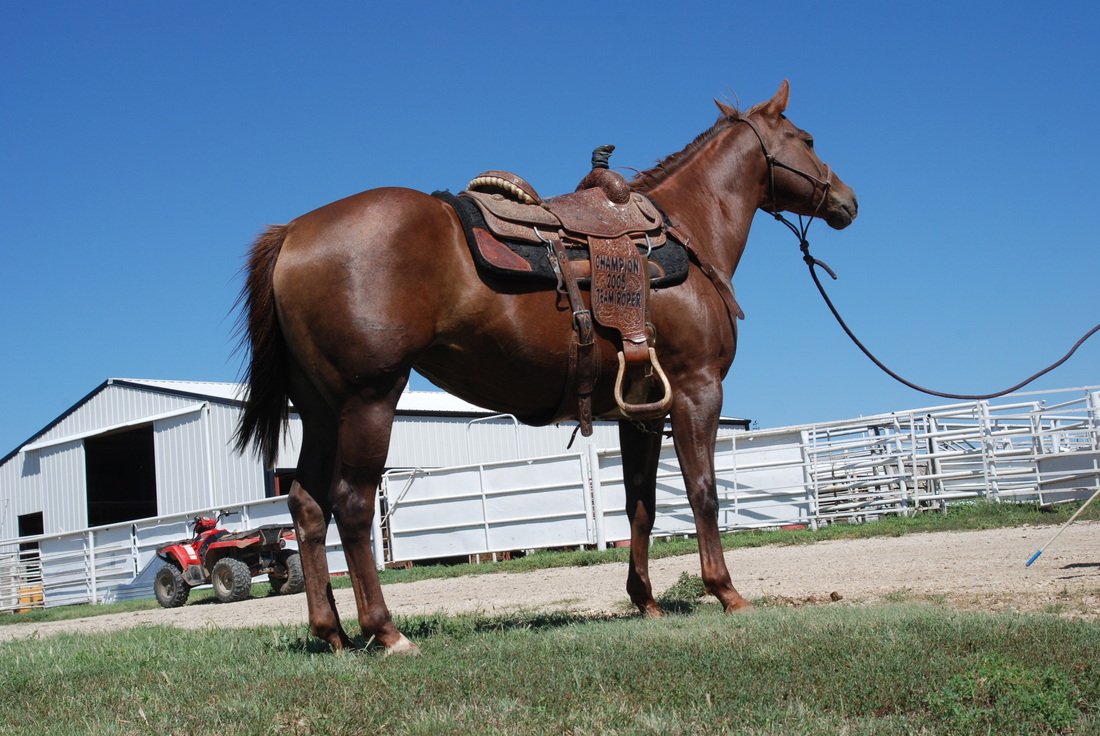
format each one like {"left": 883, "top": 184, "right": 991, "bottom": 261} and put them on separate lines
{"left": 436, "top": 191, "right": 688, "bottom": 288}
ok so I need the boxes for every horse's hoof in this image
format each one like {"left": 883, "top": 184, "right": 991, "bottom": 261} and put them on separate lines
{"left": 326, "top": 634, "right": 357, "bottom": 653}
{"left": 726, "top": 601, "right": 756, "bottom": 614}
{"left": 384, "top": 635, "right": 420, "bottom": 656}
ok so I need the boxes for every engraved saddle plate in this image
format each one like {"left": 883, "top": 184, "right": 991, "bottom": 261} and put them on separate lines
{"left": 590, "top": 235, "right": 648, "bottom": 344}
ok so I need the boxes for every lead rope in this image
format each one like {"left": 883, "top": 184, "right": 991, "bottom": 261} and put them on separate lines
{"left": 794, "top": 227, "right": 1100, "bottom": 401}
{"left": 740, "top": 111, "right": 1100, "bottom": 401}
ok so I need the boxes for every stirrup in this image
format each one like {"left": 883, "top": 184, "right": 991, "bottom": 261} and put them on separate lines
{"left": 614, "top": 348, "right": 672, "bottom": 419}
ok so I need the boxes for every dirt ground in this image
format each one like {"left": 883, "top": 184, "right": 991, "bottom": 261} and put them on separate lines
{"left": 3, "top": 522, "right": 1098, "bottom": 643}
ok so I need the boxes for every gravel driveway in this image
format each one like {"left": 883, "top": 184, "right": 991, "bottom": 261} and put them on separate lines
{"left": 3, "top": 522, "right": 1097, "bottom": 643}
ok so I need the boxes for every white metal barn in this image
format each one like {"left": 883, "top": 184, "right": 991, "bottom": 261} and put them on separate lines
{"left": 0, "top": 377, "right": 679, "bottom": 541}
{"left": 0, "top": 377, "right": 749, "bottom": 609}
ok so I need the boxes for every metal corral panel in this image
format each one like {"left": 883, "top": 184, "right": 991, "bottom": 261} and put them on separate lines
{"left": 599, "top": 431, "right": 812, "bottom": 543}
{"left": 1037, "top": 449, "right": 1100, "bottom": 501}
{"left": 384, "top": 454, "right": 592, "bottom": 561}
{"left": 717, "top": 431, "right": 813, "bottom": 528}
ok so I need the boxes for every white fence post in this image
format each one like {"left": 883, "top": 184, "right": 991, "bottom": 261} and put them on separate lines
{"left": 372, "top": 490, "right": 385, "bottom": 570}
{"left": 86, "top": 530, "right": 98, "bottom": 604}
{"left": 588, "top": 445, "right": 606, "bottom": 550}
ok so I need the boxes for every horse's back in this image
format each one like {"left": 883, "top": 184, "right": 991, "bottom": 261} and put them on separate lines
{"left": 274, "top": 185, "right": 473, "bottom": 297}
{"left": 270, "top": 187, "right": 479, "bottom": 395}
{"left": 280, "top": 187, "right": 460, "bottom": 259}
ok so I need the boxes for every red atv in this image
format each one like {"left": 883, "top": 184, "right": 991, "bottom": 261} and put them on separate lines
{"left": 153, "top": 511, "right": 303, "bottom": 607}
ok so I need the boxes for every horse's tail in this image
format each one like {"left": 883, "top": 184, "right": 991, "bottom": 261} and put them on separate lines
{"left": 234, "top": 224, "right": 290, "bottom": 468}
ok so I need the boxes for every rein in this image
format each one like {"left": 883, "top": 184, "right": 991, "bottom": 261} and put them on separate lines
{"left": 738, "top": 112, "right": 1100, "bottom": 401}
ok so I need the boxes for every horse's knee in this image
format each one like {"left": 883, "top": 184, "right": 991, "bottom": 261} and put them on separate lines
{"left": 330, "top": 479, "right": 376, "bottom": 520}
{"left": 688, "top": 492, "right": 720, "bottom": 521}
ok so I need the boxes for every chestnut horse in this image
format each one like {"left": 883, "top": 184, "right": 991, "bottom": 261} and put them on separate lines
{"left": 236, "top": 81, "right": 857, "bottom": 653}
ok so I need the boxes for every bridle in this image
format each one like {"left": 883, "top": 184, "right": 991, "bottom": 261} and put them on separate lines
{"left": 736, "top": 114, "right": 833, "bottom": 251}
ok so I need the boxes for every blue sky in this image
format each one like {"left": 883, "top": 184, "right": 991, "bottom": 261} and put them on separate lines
{"left": 2, "top": 2, "right": 1097, "bottom": 453}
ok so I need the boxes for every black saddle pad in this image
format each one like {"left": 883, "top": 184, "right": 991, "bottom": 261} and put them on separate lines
{"left": 434, "top": 191, "right": 689, "bottom": 288}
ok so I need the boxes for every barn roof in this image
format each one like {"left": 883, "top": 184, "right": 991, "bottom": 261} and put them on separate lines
{"left": 118, "top": 378, "right": 490, "bottom": 415}
{"left": 1, "top": 378, "right": 494, "bottom": 465}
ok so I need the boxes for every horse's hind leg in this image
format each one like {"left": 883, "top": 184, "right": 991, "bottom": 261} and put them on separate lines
{"left": 330, "top": 375, "right": 417, "bottom": 654}
{"left": 289, "top": 412, "right": 356, "bottom": 651}
{"left": 618, "top": 419, "right": 665, "bottom": 616}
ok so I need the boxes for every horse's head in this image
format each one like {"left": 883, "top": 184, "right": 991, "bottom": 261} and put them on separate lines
{"left": 717, "top": 81, "right": 858, "bottom": 230}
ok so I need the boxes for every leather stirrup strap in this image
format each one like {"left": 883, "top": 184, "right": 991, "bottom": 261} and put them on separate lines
{"left": 547, "top": 237, "right": 596, "bottom": 436}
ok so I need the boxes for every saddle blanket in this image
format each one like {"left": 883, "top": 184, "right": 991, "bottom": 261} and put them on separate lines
{"left": 434, "top": 191, "right": 689, "bottom": 288}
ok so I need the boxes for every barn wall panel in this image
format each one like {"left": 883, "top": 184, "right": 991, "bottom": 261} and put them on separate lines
{"left": 36, "top": 441, "right": 87, "bottom": 534}
{"left": 154, "top": 411, "right": 209, "bottom": 515}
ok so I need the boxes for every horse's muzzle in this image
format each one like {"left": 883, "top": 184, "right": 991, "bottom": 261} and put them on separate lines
{"left": 824, "top": 185, "right": 858, "bottom": 230}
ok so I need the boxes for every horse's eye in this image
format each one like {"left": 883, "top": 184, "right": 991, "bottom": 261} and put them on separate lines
{"left": 805, "top": 138, "right": 815, "bottom": 150}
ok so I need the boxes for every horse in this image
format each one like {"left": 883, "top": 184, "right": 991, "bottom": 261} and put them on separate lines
{"left": 236, "top": 80, "right": 858, "bottom": 654}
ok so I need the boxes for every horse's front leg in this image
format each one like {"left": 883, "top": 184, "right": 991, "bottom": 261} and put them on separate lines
{"left": 618, "top": 418, "right": 665, "bottom": 616}
{"left": 670, "top": 385, "right": 753, "bottom": 612}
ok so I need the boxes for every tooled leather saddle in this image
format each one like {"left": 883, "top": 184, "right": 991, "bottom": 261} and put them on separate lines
{"left": 435, "top": 146, "right": 682, "bottom": 435}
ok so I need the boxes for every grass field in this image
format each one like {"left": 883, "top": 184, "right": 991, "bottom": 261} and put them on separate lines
{"left": 2, "top": 501, "right": 1098, "bottom": 735}
{"left": 1, "top": 604, "right": 1097, "bottom": 735}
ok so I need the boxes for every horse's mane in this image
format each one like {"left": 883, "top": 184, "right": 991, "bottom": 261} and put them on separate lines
{"left": 630, "top": 99, "right": 764, "bottom": 193}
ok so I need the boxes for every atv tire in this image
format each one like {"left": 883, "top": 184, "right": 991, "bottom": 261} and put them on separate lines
{"left": 154, "top": 563, "right": 190, "bottom": 608}
{"left": 211, "top": 558, "right": 252, "bottom": 603}
{"left": 269, "top": 551, "right": 304, "bottom": 596}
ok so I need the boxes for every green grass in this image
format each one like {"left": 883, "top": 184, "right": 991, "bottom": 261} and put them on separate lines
{"left": 2, "top": 498, "right": 1095, "bottom": 626}
{"left": 2, "top": 605, "right": 1098, "bottom": 735}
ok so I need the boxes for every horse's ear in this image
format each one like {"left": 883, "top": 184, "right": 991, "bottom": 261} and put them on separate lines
{"left": 714, "top": 98, "right": 738, "bottom": 118}
{"left": 763, "top": 80, "right": 790, "bottom": 116}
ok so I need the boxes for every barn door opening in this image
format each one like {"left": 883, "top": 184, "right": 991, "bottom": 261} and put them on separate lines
{"left": 85, "top": 425, "right": 158, "bottom": 527}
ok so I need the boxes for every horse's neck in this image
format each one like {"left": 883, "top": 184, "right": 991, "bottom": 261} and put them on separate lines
{"left": 647, "top": 127, "right": 767, "bottom": 278}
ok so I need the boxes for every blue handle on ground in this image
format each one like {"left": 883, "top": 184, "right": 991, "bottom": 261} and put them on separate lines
{"left": 1025, "top": 549, "right": 1042, "bottom": 567}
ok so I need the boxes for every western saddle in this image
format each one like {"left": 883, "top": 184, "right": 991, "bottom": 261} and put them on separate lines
{"left": 457, "top": 146, "right": 673, "bottom": 435}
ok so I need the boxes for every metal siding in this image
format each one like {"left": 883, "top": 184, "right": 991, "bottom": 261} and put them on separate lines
{"left": 386, "top": 416, "right": 623, "bottom": 469}
{"left": 0, "top": 456, "right": 27, "bottom": 541}
{"left": 275, "top": 414, "right": 303, "bottom": 470}
{"left": 154, "top": 410, "right": 209, "bottom": 515}
{"left": 37, "top": 441, "right": 87, "bottom": 533}
{"left": 209, "top": 403, "right": 268, "bottom": 507}
{"left": 388, "top": 416, "right": 466, "bottom": 468}
{"left": 34, "top": 384, "right": 194, "bottom": 445}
